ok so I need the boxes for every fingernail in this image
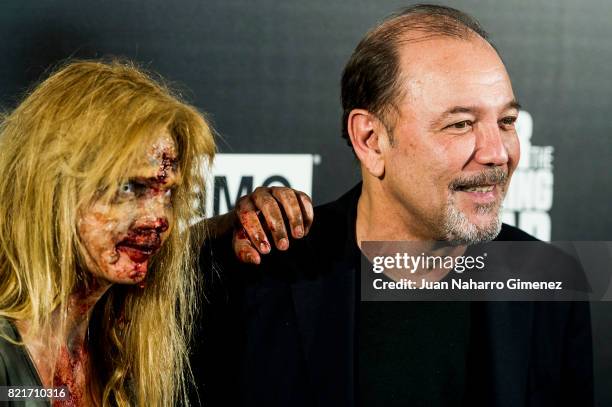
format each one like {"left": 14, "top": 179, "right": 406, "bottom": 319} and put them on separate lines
{"left": 259, "top": 242, "right": 270, "bottom": 253}
{"left": 294, "top": 226, "right": 304, "bottom": 238}
{"left": 278, "top": 238, "right": 289, "bottom": 250}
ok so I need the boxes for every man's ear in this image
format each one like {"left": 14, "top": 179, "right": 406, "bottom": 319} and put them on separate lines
{"left": 347, "top": 109, "right": 389, "bottom": 178}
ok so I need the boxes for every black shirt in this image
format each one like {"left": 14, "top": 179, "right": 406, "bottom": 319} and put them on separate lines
{"left": 359, "top": 301, "right": 470, "bottom": 406}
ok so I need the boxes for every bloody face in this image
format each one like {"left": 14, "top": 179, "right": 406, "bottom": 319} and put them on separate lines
{"left": 77, "top": 132, "right": 179, "bottom": 285}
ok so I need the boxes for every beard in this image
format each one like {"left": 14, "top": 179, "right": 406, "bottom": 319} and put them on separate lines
{"left": 440, "top": 198, "right": 502, "bottom": 245}
{"left": 440, "top": 167, "right": 508, "bottom": 245}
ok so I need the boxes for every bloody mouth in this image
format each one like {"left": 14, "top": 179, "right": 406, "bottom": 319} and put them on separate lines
{"left": 114, "top": 221, "right": 167, "bottom": 283}
{"left": 116, "top": 231, "right": 162, "bottom": 264}
{"left": 116, "top": 244, "right": 155, "bottom": 263}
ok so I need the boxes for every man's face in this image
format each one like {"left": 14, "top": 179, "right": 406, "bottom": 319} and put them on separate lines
{"left": 77, "top": 132, "right": 179, "bottom": 285}
{"left": 381, "top": 36, "right": 519, "bottom": 243}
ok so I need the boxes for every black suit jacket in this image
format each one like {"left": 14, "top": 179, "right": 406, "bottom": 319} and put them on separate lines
{"left": 193, "top": 184, "right": 593, "bottom": 407}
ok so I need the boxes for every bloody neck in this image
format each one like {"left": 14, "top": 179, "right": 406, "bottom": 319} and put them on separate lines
{"left": 16, "top": 276, "right": 112, "bottom": 405}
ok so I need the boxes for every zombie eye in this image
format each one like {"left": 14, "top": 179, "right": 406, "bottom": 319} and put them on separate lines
{"left": 118, "top": 180, "right": 146, "bottom": 197}
{"left": 119, "top": 181, "right": 134, "bottom": 194}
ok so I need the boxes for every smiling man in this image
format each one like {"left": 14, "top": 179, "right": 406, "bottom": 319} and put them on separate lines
{"left": 349, "top": 32, "right": 519, "bottom": 245}
{"left": 199, "top": 5, "right": 593, "bottom": 407}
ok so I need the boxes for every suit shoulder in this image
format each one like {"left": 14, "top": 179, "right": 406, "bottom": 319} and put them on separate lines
{"left": 312, "top": 200, "right": 346, "bottom": 227}
{"left": 497, "top": 223, "right": 540, "bottom": 241}
{"left": 494, "top": 225, "right": 591, "bottom": 293}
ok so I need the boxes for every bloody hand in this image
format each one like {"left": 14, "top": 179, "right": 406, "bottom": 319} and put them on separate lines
{"left": 232, "top": 186, "right": 313, "bottom": 264}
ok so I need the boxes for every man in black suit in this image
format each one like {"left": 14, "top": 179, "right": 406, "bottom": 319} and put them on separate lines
{"left": 195, "top": 5, "right": 593, "bottom": 406}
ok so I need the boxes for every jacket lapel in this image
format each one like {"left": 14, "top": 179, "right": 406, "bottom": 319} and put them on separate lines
{"left": 290, "top": 184, "right": 362, "bottom": 406}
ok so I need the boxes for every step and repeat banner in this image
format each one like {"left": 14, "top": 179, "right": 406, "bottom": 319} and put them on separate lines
{"left": 1, "top": 0, "right": 611, "bottom": 403}
{"left": 205, "top": 153, "right": 316, "bottom": 217}
{"left": 4, "top": 0, "right": 608, "bottom": 241}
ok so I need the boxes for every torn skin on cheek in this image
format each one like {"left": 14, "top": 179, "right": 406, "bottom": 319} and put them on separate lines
{"left": 113, "top": 246, "right": 149, "bottom": 284}
{"left": 128, "top": 258, "right": 147, "bottom": 279}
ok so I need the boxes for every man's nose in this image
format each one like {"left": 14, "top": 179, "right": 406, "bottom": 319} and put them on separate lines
{"left": 473, "top": 123, "right": 509, "bottom": 166}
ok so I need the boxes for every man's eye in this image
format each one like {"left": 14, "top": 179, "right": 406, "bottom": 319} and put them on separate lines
{"left": 500, "top": 116, "right": 517, "bottom": 127}
{"left": 448, "top": 120, "right": 472, "bottom": 130}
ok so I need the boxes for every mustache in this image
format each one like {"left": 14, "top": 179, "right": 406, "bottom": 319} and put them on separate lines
{"left": 449, "top": 167, "right": 508, "bottom": 190}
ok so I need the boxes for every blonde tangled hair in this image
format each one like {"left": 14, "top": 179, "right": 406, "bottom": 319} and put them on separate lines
{"left": 0, "top": 59, "right": 215, "bottom": 405}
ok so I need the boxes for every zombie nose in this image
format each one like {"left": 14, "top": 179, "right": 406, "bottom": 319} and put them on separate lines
{"left": 133, "top": 217, "right": 169, "bottom": 235}
{"left": 153, "top": 218, "right": 169, "bottom": 233}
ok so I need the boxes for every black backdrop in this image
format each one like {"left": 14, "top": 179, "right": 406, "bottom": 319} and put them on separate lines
{"left": 1, "top": 0, "right": 611, "bottom": 404}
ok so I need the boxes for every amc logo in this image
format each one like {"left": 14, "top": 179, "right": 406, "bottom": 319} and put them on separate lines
{"left": 204, "top": 154, "right": 315, "bottom": 217}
